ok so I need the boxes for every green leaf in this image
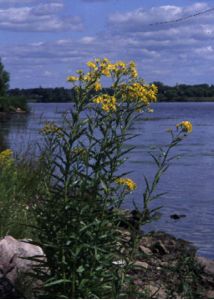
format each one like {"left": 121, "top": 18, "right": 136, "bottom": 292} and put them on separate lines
{"left": 44, "top": 279, "right": 71, "bottom": 287}
{"left": 77, "top": 265, "right": 85, "bottom": 274}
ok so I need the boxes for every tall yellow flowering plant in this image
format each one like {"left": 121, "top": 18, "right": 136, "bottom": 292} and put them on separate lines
{"left": 32, "top": 58, "right": 191, "bottom": 298}
{"left": 32, "top": 58, "right": 159, "bottom": 298}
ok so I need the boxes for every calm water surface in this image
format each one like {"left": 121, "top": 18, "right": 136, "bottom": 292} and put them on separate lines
{"left": 1, "top": 102, "right": 214, "bottom": 258}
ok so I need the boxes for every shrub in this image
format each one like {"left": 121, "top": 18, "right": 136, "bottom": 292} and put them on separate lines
{"left": 0, "top": 96, "right": 28, "bottom": 112}
{"left": 0, "top": 149, "right": 42, "bottom": 238}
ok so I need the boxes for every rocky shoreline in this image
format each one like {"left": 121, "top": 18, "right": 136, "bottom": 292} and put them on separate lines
{"left": 126, "top": 231, "right": 214, "bottom": 298}
{"left": 0, "top": 108, "right": 27, "bottom": 115}
{"left": 0, "top": 230, "right": 213, "bottom": 298}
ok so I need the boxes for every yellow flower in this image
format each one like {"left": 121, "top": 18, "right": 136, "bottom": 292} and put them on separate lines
{"left": 108, "top": 63, "right": 116, "bottom": 71}
{"left": 176, "top": 121, "right": 193, "bottom": 133}
{"left": 41, "top": 122, "right": 62, "bottom": 135}
{"left": 115, "top": 178, "right": 137, "bottom": 191}
{"left": 0, "top": 149, "right": 13, "bottom": 157}
{"left": 94, "top": 81, "right": 102, "bottom": 92}
{"left": 83, "top": 72, "right": 92, "bottom": 82}
{"left": 87, "top": 61, "right": 97, "bottom": 69}
{"left": 129, "top": 61, "right": 138, "bottom": 78}
{"left": 129, "top": 61, "right": 136, "bottom": 68}
{"left": 67, "top": 75, "right": 78, "bottom": 82}
{"left": 101, "top": 68, "right": 111, "bottom": 77}
{"left": 103, "top": 58, "right": 110, "bottom": 63}
{"left": 130, "top": 69, "right": 138, "bottom": 78}
{"left": 115, "top": 61, "right": 126, "bottom": 69}
{"left": 72, "top": 147, "right": 87, "bottom": 160}
{"left": 93, "top": 94, "right": 116, "bottom": 112}
{"left": 120, "top": 82, "right": 157, "bottom": 106}
{"left": 0, "top": 149, "right": 13, "bottom": 167}
{"left": 76, "top": 69, "right": 83, "bottom": 75}
{"left": 151, "top": 84, "right": 158, "bottom": 94}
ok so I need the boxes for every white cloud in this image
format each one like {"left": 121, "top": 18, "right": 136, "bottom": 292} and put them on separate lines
{"left": 194, "top": 45, "right": 213, "bottom": 55}
{"left": 0, "top": 2, "right": 83, "bottom": 32}
{"left": 0, "top": 0, "right": 34, "bottom": 3}
{"left": 108, "top": 5, "right": 183, "bottom": 28}
{"left": 1, "top": 2, "right": 214, "bottom": 87}
{"left": 0, "top": 0, "right": 63, "bottom": 4}
{"left": 109, "top": 2, "right": 213, "bottom": 31}
{"left": 81, "top": 0, "right": 112, "bottom": 2}
{"left": 80, "top": 36, "right": 96, "bottom": 44}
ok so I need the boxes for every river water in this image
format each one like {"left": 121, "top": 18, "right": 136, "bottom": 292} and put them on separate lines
{"left": 1, "top": 102, "right": 214, "bottom": 258}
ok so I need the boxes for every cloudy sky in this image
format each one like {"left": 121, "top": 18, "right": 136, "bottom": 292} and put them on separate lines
{"left": 0, "top": 0, "right": 214, "bottom": 88}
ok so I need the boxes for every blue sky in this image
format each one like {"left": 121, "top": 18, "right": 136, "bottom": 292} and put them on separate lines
{"left": 0, "top": 0, "right": 214, "bottom": 88}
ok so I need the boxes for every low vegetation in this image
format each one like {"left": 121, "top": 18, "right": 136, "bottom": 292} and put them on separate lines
{"left": 0, "top": 95, "right": 28, "bottom": 113}
{"left": 0, "top": 149, "right": 42, "bottom": 238}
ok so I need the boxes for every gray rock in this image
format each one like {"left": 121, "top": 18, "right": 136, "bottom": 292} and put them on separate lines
{"left": 0, "top": 276, "right": 22, "bottom": 298}
{"left": 196, "top": 256, "right": 214, "bottom": 275}
{"left": 144, "top": 284, "right": 167, "bottom": 298}
{"left": 139, "top": 245, "right": 152, "bottom": 255}
{"left": 152, "top": 240, "right": 169, "bottom": 255}
{"left": 0, "top": 236, "right": 45, "bottom": 297}
{"left": 206, "top": 290, "right": 214, "bottom": 298}
{"left": 133, "top": 260, "right": 149, "bottom": 269}
{"left": 170, "top": 214, "right": 186, "bottom": 220}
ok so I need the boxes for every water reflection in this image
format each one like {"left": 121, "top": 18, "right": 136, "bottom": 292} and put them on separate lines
{"left": 0, "top": 112, "right": 30, "bottom": 153}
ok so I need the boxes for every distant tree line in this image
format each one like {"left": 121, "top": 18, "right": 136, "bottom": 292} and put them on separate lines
{"left": 0, "top": 59, "right": 27, "bottom": 112}
{"left": 153, "top": 82, "right": 214, "bottom": 102}
{"left": 0, "top": 59, "right": 10, "bottom": 96}
{"left": 8, "top": 82, "right": 214, "bottom": 103}
{"left": 8, "top": 87, "right": 75, "bottom": 103}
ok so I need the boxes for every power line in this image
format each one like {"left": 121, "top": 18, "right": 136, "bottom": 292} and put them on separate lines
{"left": 149, "top": 7, "right": 214, "bottom": 26}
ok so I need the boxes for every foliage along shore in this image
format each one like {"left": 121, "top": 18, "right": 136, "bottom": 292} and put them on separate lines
{"left": 1, "top": 218, "right": 214, "bottom": 299}
{"left": 8, "top": 82, "right": 214, "bottom": 103}
{"left": 0, "top": 58, "right": 28, "bottom": 113}
{"left": 0, "top": 95, "right": 28, "bottom": 113}
{"left": 119, "top": 227, "right": 214, "bottom": 299}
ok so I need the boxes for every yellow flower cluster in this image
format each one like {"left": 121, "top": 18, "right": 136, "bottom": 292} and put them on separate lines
{"left": 93, "top": 94, "right": 116, "bottom": 112}
{"left": 176, "top": 121, "right": 193, "bottom": 133}
{"left": 97, "top": 58, "right": 138, "bottom": 78}
{"left": 41, "top": 122, "right": 62, "bottom": 135}
{"left": 67, "top": 58, "right": 139, "bottom": 84}
{"left": 66, "top": 58, "right": 157, "bottom": 112}
{"left": 67, "top": 58, "right": 138, "bottom": 92}
{"left": 94, "top": 80, "right": 102, "bottom": 92}
{"left": 67, "top": 76, "right": 78, "bottom": 82}
{"left": 72, "top": 146, "right": 87, "bottom": 157}
{"left": 0, "top": 149, "right": 13, "bottom": 167}
{"left": 115, "top": 177, "right": 137, "bottom": 191}
{"left": 129, "top": 61, "right": 138, "bottom": 78}
{"left": 87, "top": 61, "right": 97, "bottom": 69}
{"left": 87, "top": 58, "right": 115, "bottom": 77}
{"left": 121, "top": 82, "right": 158, "bottom": 105}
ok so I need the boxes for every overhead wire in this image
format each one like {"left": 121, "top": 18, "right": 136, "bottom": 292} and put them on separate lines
{"left": 149, "top": 7, "right": 214, "bottom": 26}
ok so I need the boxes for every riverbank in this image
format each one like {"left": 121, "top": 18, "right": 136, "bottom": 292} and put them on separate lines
{"left": 125, "top": 230, "right": 214, "bottom": 298}
{"left": 0, "top": 229, "right": 213, "bottom": 299}
{"left": 0, "top": 96, "right": 28, "bottom": 113}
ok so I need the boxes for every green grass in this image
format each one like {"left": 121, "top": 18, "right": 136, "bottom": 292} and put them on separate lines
{"left": 0, "top": 154, "right": 42, "bottom": 238}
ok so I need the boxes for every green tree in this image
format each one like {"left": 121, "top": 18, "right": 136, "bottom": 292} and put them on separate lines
{"left": 0, "top": 58, "right": 10, "bottom": 96}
